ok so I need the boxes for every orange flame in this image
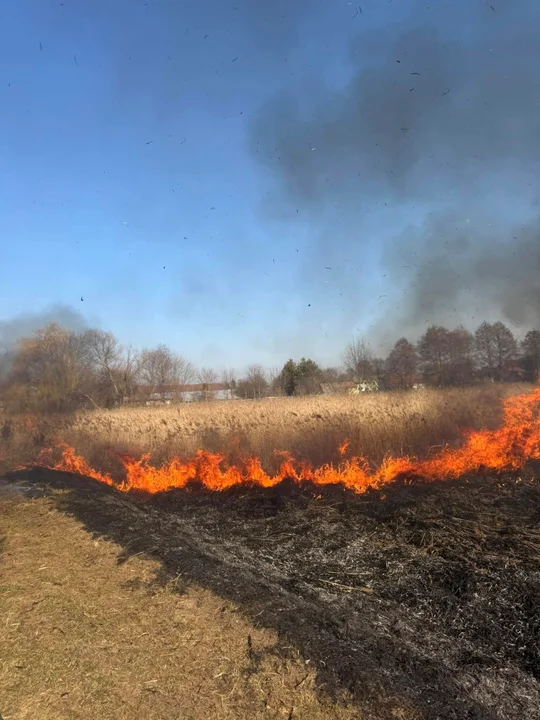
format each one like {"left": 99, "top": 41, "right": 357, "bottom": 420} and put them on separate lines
{"left": 338, "top": 439, "right": 350, "bottom": 457}
{"left": 36, "top": 444, "right": 115, "bottom": 487}
{"left": 35, "top": 388, "right": 540, "bottom": 495}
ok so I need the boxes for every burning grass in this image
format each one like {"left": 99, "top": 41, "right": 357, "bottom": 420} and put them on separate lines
{"left": 0, "top": 383, "right": 528, "bottom": 479}
{"left": 28, "top": 385, "right": 540, "bottom": 494}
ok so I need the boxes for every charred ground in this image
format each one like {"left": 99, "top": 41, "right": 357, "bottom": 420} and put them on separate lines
{"left": 4, "top": 467, "right": 540, "bottom": 720}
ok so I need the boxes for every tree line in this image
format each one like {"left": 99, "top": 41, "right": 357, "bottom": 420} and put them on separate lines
{"left": 243, "top": 322, "right": 539, "bottom": 398}
{"left": 0, "top": 320, "right": 538, "bottom": 411}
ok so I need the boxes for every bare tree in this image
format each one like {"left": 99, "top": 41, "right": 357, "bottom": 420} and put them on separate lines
{"left": 268, "top": 366, "right": 282, "bottom": 396}
{"left": 343, "top": 338, "right": 373, "bottom": 382}
{"left": 198, "top": 366, "right": 218, "bottom": 384}
{"left": 198, "top": 366, "right": 218, "bottom": 401}
{"left": 119, "top": 345, "right": 140, "bottom": 403}
{"left": 175, "top": 357, "right": 196, "bottom": 401}
{"left": 237, "top": 364, "right": 268, "bottom": 399}
{"left": 137, "top": 344, "right": 193, "bottom": 401}
{"left": 83, "top": 329, "right": 123, "bottom": 406}
{"left": 248, "top": 365, "right": 268, "bottom": 399}
{"left": 221, "top": 368, "right": 237, "bottom": 391}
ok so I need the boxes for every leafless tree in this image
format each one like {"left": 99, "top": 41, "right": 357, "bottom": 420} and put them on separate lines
{"left": 343, "top": 337, "right": 374, "bottom": 382}
{"left": 198, "top": 366, "right": 218, "bottom": 384}
{"left": 4, "top": 315, "right": 537, "bottom": 413}
{"left": 138, "top": 344, "right": 194, "bottom": 401}
{"left": 198, "top": 366, "right": 218, "bottom": 401}
{"left": 248, "top": 365, "right": 268, "bottom": 399}
{"left": 221, "top": 368, "right": 236, "bottom": 390}
{"left": 268, "top": 366, "right": 283, "bottom": 396}
{"left": 237, "top": 364, "right": 268, "bottom": 399}
{"left": 83, "top": 329, "right": 123, "bottom": 406}
{"left": 119, "top": 345, "right": 140, "bottom": 403}
{"left": 176, "top": 356, "right": 197, "bottom": 391}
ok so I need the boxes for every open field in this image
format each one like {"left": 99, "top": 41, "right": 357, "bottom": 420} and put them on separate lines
{"left": 0, "top": 384, "right": 529, "bottom": 477}
{"left": 1, "top": 383, "right": 539, "bottom": 719}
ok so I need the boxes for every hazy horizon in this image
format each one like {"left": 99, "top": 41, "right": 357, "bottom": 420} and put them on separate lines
{"left": 2, "top": 0, "right": 538, "bottom": 369}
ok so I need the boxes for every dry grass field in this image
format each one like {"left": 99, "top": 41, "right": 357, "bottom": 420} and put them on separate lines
{"left": 0, "top": 384, "right": 529, "bottom": 477}
{"left": 0, "top": 493, "right": 360, "bottom": 720}
{"left": 2, "top": 383, "right": 540, "bottom": 720}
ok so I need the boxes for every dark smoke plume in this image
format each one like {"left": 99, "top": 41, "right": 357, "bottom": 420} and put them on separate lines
{"left": 250, "top": 0, "right": 540, "bottom": 345}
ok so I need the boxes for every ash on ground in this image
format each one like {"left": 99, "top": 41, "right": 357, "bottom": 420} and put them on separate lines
{"left": 7, "top": 467, "right": 540, "bottom": 720}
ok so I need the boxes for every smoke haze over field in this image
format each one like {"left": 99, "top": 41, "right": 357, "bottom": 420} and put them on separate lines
{"left": 0, "top": 306, "right": 87, "bottom": 354}
{"left": 1, "top": 0, "right": 539, "bottom": 366}
{"left": 0, "top": 305, "right": 88, "bottom": 377}
{"left": 250, "top": 0, "right": 540, "bottom": 348}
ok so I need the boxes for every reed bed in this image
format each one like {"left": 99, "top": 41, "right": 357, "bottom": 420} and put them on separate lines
{"left": 0, "top": 384, "right": 529, "bottom": 477}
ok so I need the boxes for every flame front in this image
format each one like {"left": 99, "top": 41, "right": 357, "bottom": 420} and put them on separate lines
{"left": 36, "top": 388, "right": 540, "bottom": 495}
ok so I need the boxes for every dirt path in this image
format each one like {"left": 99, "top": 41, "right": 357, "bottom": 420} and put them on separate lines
{"left": 0, "top": 492, "right": 359, "bottom": 720}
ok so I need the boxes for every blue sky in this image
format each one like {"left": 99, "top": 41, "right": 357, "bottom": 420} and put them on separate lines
{"left": 1, "top": 0, "right": 538, "bottom": 372}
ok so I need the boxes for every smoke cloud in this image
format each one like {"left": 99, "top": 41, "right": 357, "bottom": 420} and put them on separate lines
{"left": 0, "top": 305, "right": 88, "bottom": 376}
{"left": 250, "top": 0, "right": 540, "bottom": 347}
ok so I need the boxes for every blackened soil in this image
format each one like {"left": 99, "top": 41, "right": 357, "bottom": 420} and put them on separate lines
{"left": 5, "top": 468, "right": 540, "bottom": 720}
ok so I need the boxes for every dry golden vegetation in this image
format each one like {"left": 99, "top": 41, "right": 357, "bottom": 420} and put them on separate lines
{"left": 1, "top": 384, "right": 538, "bottom": 719}
{"left": 0, "top": 494, "right": 360, "bottom": 720}
{"left": 0, "top": 384, "right": 529, "bottom": 478}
